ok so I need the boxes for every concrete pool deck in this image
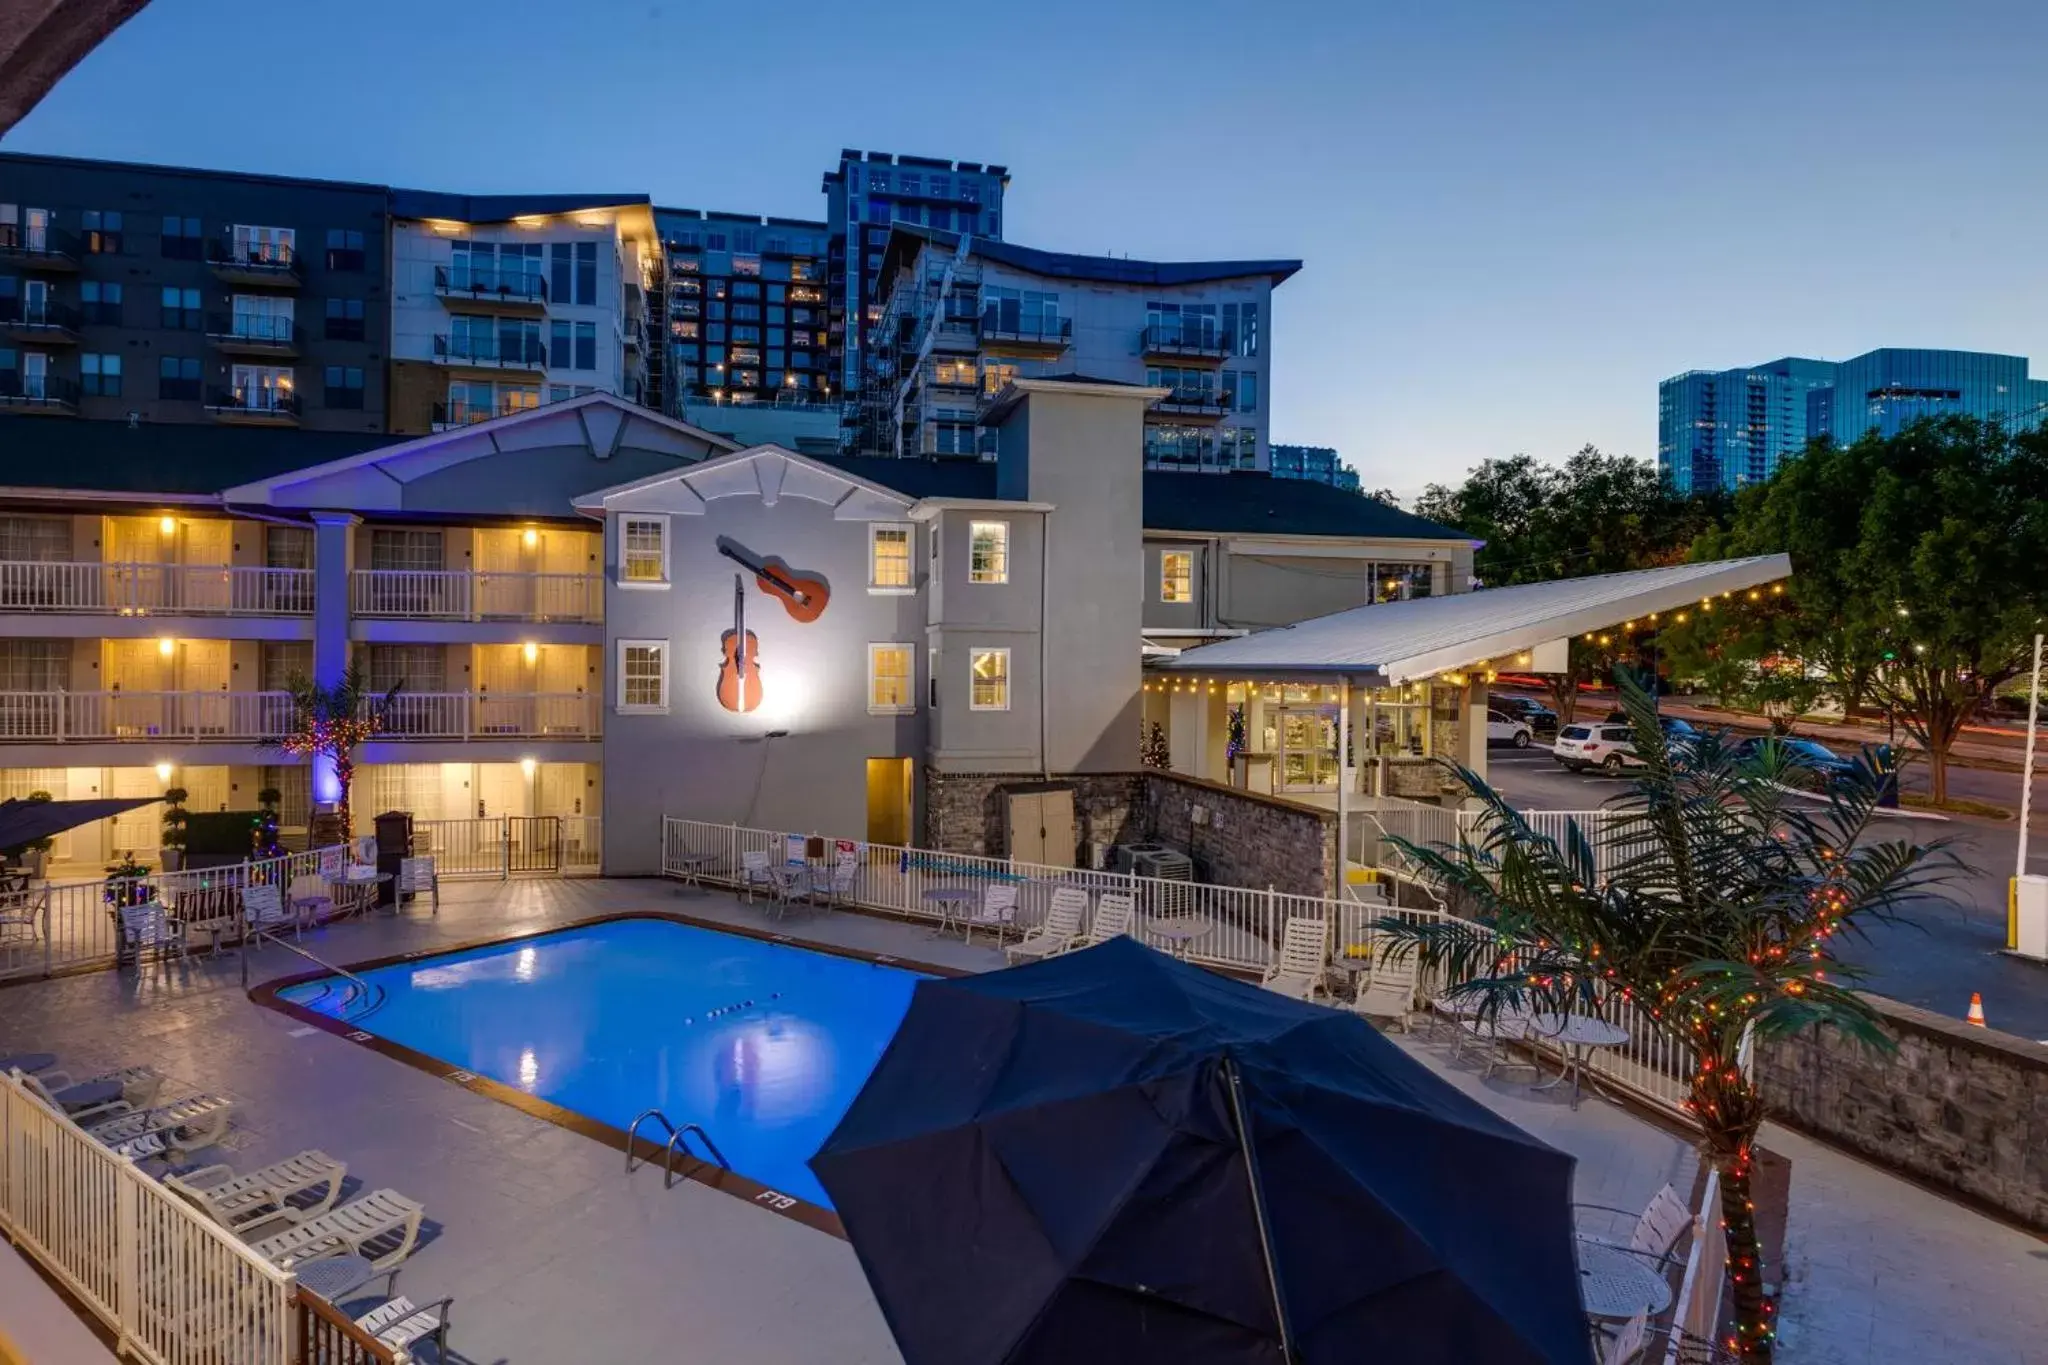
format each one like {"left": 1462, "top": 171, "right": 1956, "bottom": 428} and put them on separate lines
{"left": 0, "top": 876, "right": 2041, "bottom": 1363}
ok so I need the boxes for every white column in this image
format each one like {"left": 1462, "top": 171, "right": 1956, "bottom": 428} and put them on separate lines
{"left": 1168, "top": 688, "right": 1209, "bottom": 776}
{"left": 1336, "top": 677, "right": 1350, "bottom": 899}
{"left": 308, "top": 512, "right": 359, "bottom": 807}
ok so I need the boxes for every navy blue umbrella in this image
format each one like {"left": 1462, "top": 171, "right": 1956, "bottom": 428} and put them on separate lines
{"left": 812, "top": 936, "right": 1592, "bottom": 1365}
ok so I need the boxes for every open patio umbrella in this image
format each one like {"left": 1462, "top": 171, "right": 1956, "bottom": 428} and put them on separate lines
{"left": 811, "top": 936, "right": 1594, "bottom": 1365}
{"left": 0, "top": 796, "right": 160, "bottom": 853}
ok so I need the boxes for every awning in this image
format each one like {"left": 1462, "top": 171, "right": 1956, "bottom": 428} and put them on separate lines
{"left": 0, "top": 796, "right": 161, "bottom": 853}
{"left": 1157, "top": 554, "right": 1790, "bottom": 685}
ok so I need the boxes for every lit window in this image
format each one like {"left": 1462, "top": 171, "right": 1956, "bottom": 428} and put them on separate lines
{"left": 621, "top": 516, "right": 667, "bottom": 586}
{"left": 617, "top": 640, "right": 668, "bottom": 712}
{"left": 968, "top": 521, "right": 1008, "bottom": 584}
{"left": 869, "top": 644, "right": 915, "bottom": 714}
{"left": 1160, "top": 551, "right": 1193, "bottom": 604}
{"left": 869, "top": 524, "right": 912, "bottom": 591}
{"left": 970, "top": 648, "right": 1010, "bottom": 711}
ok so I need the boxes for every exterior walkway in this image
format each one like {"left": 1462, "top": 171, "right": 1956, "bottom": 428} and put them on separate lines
{"left": 0, "top": 877, "right": 2038, "bottom": 1362}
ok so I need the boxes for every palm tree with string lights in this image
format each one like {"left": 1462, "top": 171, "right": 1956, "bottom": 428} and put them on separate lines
{"left": 1375, "top": 676, "right": 1951, "bottom": 1364}
{"left": 269, "top": 667, "right": 400, "bottom": 838}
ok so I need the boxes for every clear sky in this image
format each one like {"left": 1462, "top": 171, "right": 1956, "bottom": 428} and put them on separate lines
{"left": 8, "top": 0, "right": 2048, "bottom": 496}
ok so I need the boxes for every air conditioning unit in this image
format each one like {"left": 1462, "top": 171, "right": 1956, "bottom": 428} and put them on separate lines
{"left": 1130, "top": 848, "right": 1193, "bottom": 882}
{"left": 1109, "top": 842, "right": 1169, "bottom": 874}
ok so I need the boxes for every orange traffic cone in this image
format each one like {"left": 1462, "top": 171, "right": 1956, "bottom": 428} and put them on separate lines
{"left": 1966, "top": 992, "right": 1986, "bottom": 1027}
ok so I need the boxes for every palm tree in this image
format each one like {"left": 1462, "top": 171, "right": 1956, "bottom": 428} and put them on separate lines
{"left": 1377, "top": 678, "right": 1950, "bottom": 1364}
{"left": 270, "top": 667, "right": 400, "bottom": 837}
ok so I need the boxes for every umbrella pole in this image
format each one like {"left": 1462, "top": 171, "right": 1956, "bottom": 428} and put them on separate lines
{"left": 1223, "top": 1055, "right": 1296, "bottom": 1363}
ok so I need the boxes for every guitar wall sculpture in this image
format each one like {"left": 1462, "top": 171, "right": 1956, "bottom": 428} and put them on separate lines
{"left": 716, "top": 536, "right": 831, "bottom": 623}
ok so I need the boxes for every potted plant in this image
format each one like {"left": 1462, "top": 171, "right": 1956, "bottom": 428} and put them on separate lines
{"left": 2, "top": 789, "right": 56, "bottom": 878}
{"left": 103, "top": 852, "right": 152, "bottom": 909}
{"left": 159, "top": 786, "right": 189, "bottom": 872}
{"left": 254, "top": 786, "right": 284, "bottom": 860}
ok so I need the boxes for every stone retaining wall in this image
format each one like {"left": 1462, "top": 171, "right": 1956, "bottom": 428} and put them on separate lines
{"left": 1758, "top": 993, "right": 2048, "bottom": 1232}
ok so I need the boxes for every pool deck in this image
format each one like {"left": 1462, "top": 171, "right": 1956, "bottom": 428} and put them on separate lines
{"left": 1, "top": 876, "right": 2042, "bottom": 1364}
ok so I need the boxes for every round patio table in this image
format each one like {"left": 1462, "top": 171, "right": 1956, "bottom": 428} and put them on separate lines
{"left": 1147, "top": 915, "right": 1214, "bottom": 961}
{"left": 1576, "top": 1239, "right": 1672, "bottom": 1321}
{"left": 669, "top": 852, "right": 713, "bottom": 889}
{"left": 293, "top": 1252, "right": 376, "bottom": 1304}
{"left": 1528, "top": 1014, "right": 1632, "bottom": 1109}
{"left": 921, "top": 887, "right": 977, "bottom": 938}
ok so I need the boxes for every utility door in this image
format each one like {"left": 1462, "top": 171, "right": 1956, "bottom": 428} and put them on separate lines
{"left": 865, "top": 758, "right": 911, "bottom": 848}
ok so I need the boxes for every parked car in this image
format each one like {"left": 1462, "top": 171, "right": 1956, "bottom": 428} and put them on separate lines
{"left": 1485, "top": 707, "right": 1535, "bottom": 749}
{"left": 1491, "top": 694, "right": 1559, "bottom": 735}
{"left": 1554, "top": 722, "right": 1639, "bottom": 774}
{"left": 1603, "top": 711, "right": 1701, "bottom": 744}
{"left": 1731, "top": 736, "right": 1858, "bottom": 789}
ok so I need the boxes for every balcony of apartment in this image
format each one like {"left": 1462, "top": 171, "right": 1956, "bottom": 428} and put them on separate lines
{"left": 378, "top": 691, "right": 601, "bottom": 741}
{"left": 1144, "top": 435, "right": 1222, "bottom": 470}
{"left": 349, "top": 570, "right": 603, "bottom": 624}
{"left": 922, "top": 360, "right": 980, "bottom": 393}
{"left": 979, "top": 308, "right": 1071, "bottom": 355}
{"left": 0, "top": 224, "right": 81, "bottom": 272}
{"left": 1149, "top": 386, "right": 1234, "bottom": 422}
{"left": 431, "top": 334, "right": 548, "bottom": 378}
{"left": 0, "top": 689, "right": 294, "bottom": 744}
{"left": 206, "top": 238, "right": 302, "bottom": 288}
{"left": 205, "top": 386, "right": 300, "bottom": 426}
{"left": 0, "top": 298, "right": 81, "bottom": 346}
{"left": 204, "top": 312, "right": 301, "bottom": 358}
{"left": 430, "top": 398, "right": 498, "bottom": 432}
{"left": 0, "top": 561, "right": 315, "bottom": 616}
{"left": 433, "top": 265, "right": 548, "bottom": 315}
{"left": 0, "top": 372, "right": 80, "bottom": 416}
{"left": 1141, "top": 322, "right": 1231, "bottom": 363}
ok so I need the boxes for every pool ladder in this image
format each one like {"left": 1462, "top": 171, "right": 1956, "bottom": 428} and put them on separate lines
{"left": 625, "top": 1108, "right": 731, "bottom": 1188}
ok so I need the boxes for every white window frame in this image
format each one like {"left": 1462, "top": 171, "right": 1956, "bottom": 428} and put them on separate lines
{"left": 968, "top": 520, "right": 1009, "bottom": 584}
{"left": 615, "top": 639, "right": 669, "bottom": 713}
{"left": 619, "top": 515, "right": 669, "bottom": 588}
{"left": 970, "top": 647, "right": 1011, "bottom": 712}
{"left": 867, "top": 643, "right": 917, "bottom": 715}
{"left": 868, "top": 523, "right": 915, "bottom": 594}
{"left": 1160, "top": 550, "right": 1193, "bottom": 604}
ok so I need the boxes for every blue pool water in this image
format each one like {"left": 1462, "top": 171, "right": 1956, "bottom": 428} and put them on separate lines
{"left": 277, "top": 918, "right": 926, "bottom": 1208}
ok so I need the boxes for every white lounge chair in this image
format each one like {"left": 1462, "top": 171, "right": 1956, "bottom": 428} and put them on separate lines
{"left": 355, "top": 1294, "right": 453, "bottom": 1357}
{"left": 1006, "top": 886, "right": 1089, "bottom": 964}
{"left": 1260, "top": 917, "right": 1328, "bottom": 1000}
{"left": 84, "top": 1092, "right": 235, "bottom": 1154}
{"left": 0, "top": 887, "right": 47, "bottom": 942}
{"left": 398, "top": 855, "right": 439, "bottom": 910}
{"left": 244, "top": 883, "right": 298, "bottom": 943}
{"left": 963, "top": 883, "right": 1019, "bottom": 947}
{"left": 167, "top": 1149, "right": 347, "bottom": 1232}
{"left": 247, "top": 1188, "right": 426, "bottom": 1273}
{"left": 27, "top": 1064, "right": 164, "bottom": 1116}
{"left": 1076, "top": 889, "right": 1135, "bottom": 947}
{"left": 119, "top": 901, "right": 183, "bottom": 968}
{"left": 1350, "top": 943, "right": 1420, "bottom": 1032}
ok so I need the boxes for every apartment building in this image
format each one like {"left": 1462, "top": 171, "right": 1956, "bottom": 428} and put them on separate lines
{"left": 1271, "top": 444, "right": 1361, "bottom": 492}
{"left": 0, "top": 151, "right": 389, "bottom": 432}
{"left": 820, "top": 150, "right": 1009, "bottom": 425}
{"left": 857, "top": 227, "right": 1297, "bottom": 471}
{"left": 385, "top": 190, "right": 659, "bottom": 435}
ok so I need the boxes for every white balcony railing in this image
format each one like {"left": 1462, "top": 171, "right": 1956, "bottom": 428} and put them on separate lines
{"left": 376, "top": 691, "right": 601, "bottom": 740}
{"left": 349, "top": 570, "right": 603, "bottom": 622}
{"left": 0, "top": 690, "right": 601, "bottom": 743}
{"left": 0, "top": 561, "right": 316, "bottom": 615}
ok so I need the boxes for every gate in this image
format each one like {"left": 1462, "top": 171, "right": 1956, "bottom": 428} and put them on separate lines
{"left": 507, "top": 815, "right": 562, "bottom": 873}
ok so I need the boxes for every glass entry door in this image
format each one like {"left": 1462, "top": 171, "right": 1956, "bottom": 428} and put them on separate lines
{"left": 1277, "top": 706, "right": 1339, "bottom": 792}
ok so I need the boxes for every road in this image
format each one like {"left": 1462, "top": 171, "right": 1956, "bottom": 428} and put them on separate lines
{"left": 1480, "top": 745, "right": 2048, "bottom": 1042}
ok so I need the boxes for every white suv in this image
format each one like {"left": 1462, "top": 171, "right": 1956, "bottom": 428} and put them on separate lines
{"left": 1553, "top": 722, "right": 1639, "bottom": 774}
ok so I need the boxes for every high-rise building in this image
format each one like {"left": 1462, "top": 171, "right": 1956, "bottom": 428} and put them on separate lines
{"left": 0, "top": 151, "right": 390, "bottom": 432}
{"left": 1657, "top": 357, "right": 1835, "bottom": 495}
{"left": 821, "top": 150, "right": 1009, "bottom": 434}
{"left": 1811, "top": 348, "right": 2048, "bottom": 445}
{"left": 860, "top": 227, "right": 1296, "bottom": 471}
{"left": 1271, "top": 444, "right": 1361, "bottom": 492}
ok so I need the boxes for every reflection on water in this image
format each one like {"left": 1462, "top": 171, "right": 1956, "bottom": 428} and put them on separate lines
{"left": 519, "top": 1046, "right": 540, "bottom": 1091}
{"left": 708, "top": 1017, "right": 835, "bottom": 1128}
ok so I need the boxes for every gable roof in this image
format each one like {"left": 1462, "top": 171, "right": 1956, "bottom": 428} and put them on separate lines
{"left": 574, "top": 443, "right": 916, "bottom": 523}
{"left": 881, "top": 226, "right": 1300, "bottom": 289}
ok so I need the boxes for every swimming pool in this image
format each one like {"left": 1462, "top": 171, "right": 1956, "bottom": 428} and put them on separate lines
{"left": 275, "top": 918, "right": 926, "bottom": 1210}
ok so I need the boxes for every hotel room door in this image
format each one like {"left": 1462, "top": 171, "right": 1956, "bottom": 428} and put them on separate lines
{"left": 866, "top": 758, "right": 911, "bottom": 848}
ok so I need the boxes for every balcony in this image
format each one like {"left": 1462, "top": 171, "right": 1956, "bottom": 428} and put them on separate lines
{"left": 432, "top": 265, "right": 548, "bottom": 315}
{"left": 0, "top": 562, "right": 314, "bottom": 615}
{"left": 1141, "top": 322, "right": 1230, "bottom": 362}
{"left": 430, "top": 399, "right": 497, "bottom": 432}
{"left": 205, "top": 387, "right": 301, "bottom": 425}
{"left": 0, "top": 224, "right": 80, "bottom": 272}
{"left": 979, "top": 309, "right": 1071, "bottom": 354}
{"left": 431, "top": 334, "right": 548, "bottom": 376}
{"left": 0, "top": 690, "right": 294, "bottom": 743}
{"left": 205, "top": 313, "right": 301, "bottom": 357}
{"left": 0, "top": 373, "right": 80, "bottom": 416}
{"left": 1144, "top": 437, "right": 1222, "bottom": 470}
{"left": 1150, "top": 387, "right": 1233, "bottom": 420}
{"left": 349, "top": 570, "right": 603, "bottom": 624}
{"left": 923, "top": 361, "right": 978, "bottom": 391}
{"left": 207, "top": 240, "right": 302, "bottom": 288}
{"left": 377, "top": 692, "right": 601, "bottom": 741}
{"left": 0, "top": 299, "right": 81, "bottom": 346}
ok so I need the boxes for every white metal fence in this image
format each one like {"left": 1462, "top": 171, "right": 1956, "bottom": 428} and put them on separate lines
{"left": 0, "top": 690, "right": 298, "bottom": 742}
{"left": 0, "top": 1072, "right": 295, "bottom": 1364}
{"left": 1664, "top": 1168, "right": 1728, "bottom": 1365}
{"left": 0, "top": 561, "right": 313, "bottom": 615}
{"left": 379, "top": 691, "right": 600, "bottom": 740}
{"left": 349, "top": 569, "right": 602, "bottom": 622}
{"left": 414, "top": 816, "right": 601, "bottom": 878}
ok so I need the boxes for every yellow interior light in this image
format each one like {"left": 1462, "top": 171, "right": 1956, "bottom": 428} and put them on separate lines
{"left": 157, "top": 637, "right": 175, "bottom": 657}
{"left": 158, "top": 516, "right": 176, "bottom": 536}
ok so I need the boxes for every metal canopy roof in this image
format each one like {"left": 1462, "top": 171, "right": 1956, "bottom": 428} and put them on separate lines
{"left": 1158, "top": 555, "right": 1792, "bottom": 685}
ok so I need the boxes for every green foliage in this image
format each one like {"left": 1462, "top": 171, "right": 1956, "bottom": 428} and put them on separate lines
{"left": 1140, "top": 720, "right": 1171, "bottom": 769}
{"left": 159, "top": 786, "right": 190, "bottom": 850}
{"left": 268, "top": 665, "right": 401, "bottom": 830}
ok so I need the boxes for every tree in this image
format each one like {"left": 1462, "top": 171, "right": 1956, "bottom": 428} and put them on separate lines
{"left": 271, "top": 667, "right": 400, "bottom": 836}
{"left": 1363, "top": 487, "right": 1403, "bottom": 508}
{"left": 1711, "top": 417, "right": 2048, "bottom": 800}
{"left": 1378, "top": 680, "right": 1951, "bottom": 1363}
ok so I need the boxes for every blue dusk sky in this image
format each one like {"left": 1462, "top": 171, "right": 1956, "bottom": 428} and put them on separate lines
{"left": 8, "top": 0, "right": 2048, "bottom": 494}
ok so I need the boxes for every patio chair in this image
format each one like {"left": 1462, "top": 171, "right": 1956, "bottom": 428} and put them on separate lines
{"left": 1350, "top": 943, "right": 1420, "bottom": 1032}
{"left": 174, "top": 884, "right": 242, "bottom": 955}
{"left": 809, "top": 858, "right": 858, "bottom": 910}
{"left": 119, "top": 901, "right": 184, "bottom": 968}
{"left": 1600, "top": 1312, "right": 1649, "bottom": 1365}
{"left": 167, "top": 1149, "right": 347, "bottom": 1233}
{"left": 1006, "top": 886, "right": 1089, "bottom": 964}
{"left": 1576, "top": 1183, "right": 1693, "bottom": 1270}
{"left": 1260, "top": 917, "right": 1328, "bottom": 1000}
{"left": 287, "top": 873, "right": 333, "bottom": 927}
{"left": 963, "top": 883, "right": 1019, "bottom": 948}
{"left": 244, "top": 883, "right": 298, "bottom": 944}
{"left": 398, "top": 855, "right": 439, "bottom": 910}
{"left": 0, "top": 887, "right": 47, "bottom": 942}
{"left": 1461, "top": 1005, "right": 1539, "bottom": 1079}
{"left": 355, "top": 1294, "right": 453, "bottom": 1358}
{"left": 1076, "top": 889, "right": 1135, "bottom": 947}
{"left": 739, "top": 850, "right": 777, "bottom": 902}
{"left": 83, "top": 1092, "right": 236, "bottom": 1154}
{"left": 246, "top": 1188, "right": 426, "bottom": 1273}
{"left": 26, "top": 1063, "right": 164, "bottom": 1117}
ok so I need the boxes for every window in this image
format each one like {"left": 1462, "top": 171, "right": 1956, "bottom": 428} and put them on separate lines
{"left": 928, "top": 647, "right": 940, "bottom": 709}
{"left": 617, "top": 640, "right": 668, "bottom": 712}
{"left": 231, "top": 293, "right": 294, "bottom": 342}
{"left": 1160, "top": 551, "right": 1193, "bottom": 603}
{"left": 158, "top": 356, "right": 201, "bottom": 400}
{"left": 160, "top": 216, "right": 202, "bottom": 260}
{"left": 550, "top": 319, "right": 571, "bottom": 369}
{"left": 323, "top": 297, "right": 365, "bottom": 341}
{"left": 324, "top": 365, "right": 365, "bottom": 408}
{"left": 574, "top": 241, "right": 597, "bottom": 305}
{"left": 869, "top": 644, "right": 915, "bottom": 714}
{"left": 369, "top": 528, "right": 443, "bottom": 573}
{"left": 264, "top": 527, "right": 312, "bottom": 572}
{"left": 229, "top": 224, "right": 294, "bottom": 265}
{"left": 968, "top": 521, "right": 1008, "bottom": 583}
{"left": 1237, "top": 372, "right": 1259, "bottom": 412}
{"left": 160, "top": 286, "right": 201, "bottom": 329}
{"left": 325, "top": 228, "right": 365, "bottom": 271}
{"left": 549, "top": 243, "right": 572, "bottom": 303}
{"left": 497, "top": 385, "right": 539, "bottom": 416}
{"left": 970, "top": 649, "right": 1010, "bottom": 711}
{"left": 82, "top": 210, "right": 122, "bottom": 254}
{"left": 869, "top": 524, "right": 912, "bottom": 591}
{"left": 80, "top": 353, "right": 121, "bottom": 396}
{"left": 80, "top": 281, "right": 121, "bottom": 325}
{"left": 620, "top": 516, "right": 667, "bottom": 586}
{"left": 573, "top": 321, "right": 596, "bottom": 371}
{"left": 0, "top": 515, "right": 70, "bottom": 561}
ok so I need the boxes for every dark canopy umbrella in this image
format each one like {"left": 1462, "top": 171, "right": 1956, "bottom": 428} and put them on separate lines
{"left": 812, "top": 936, "right": 1593, "bottom": 1365}
{"left": 0, "top": 796, "right": 160, "bottom": 853}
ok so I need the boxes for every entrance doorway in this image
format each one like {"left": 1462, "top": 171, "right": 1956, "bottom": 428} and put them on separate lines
{"left": 865, "top": 758, "right": 912, "bottom": 847}
{"left": 1274, "top": 706, "right": 1339, "bottom": 793}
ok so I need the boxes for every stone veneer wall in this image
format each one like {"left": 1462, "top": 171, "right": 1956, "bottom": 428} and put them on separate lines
{"left": 1758, "top": 993, "right": 2048, "bottom": 1232}
{"left": 922, "top": 768, "right": 1336, "bottom": 898}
